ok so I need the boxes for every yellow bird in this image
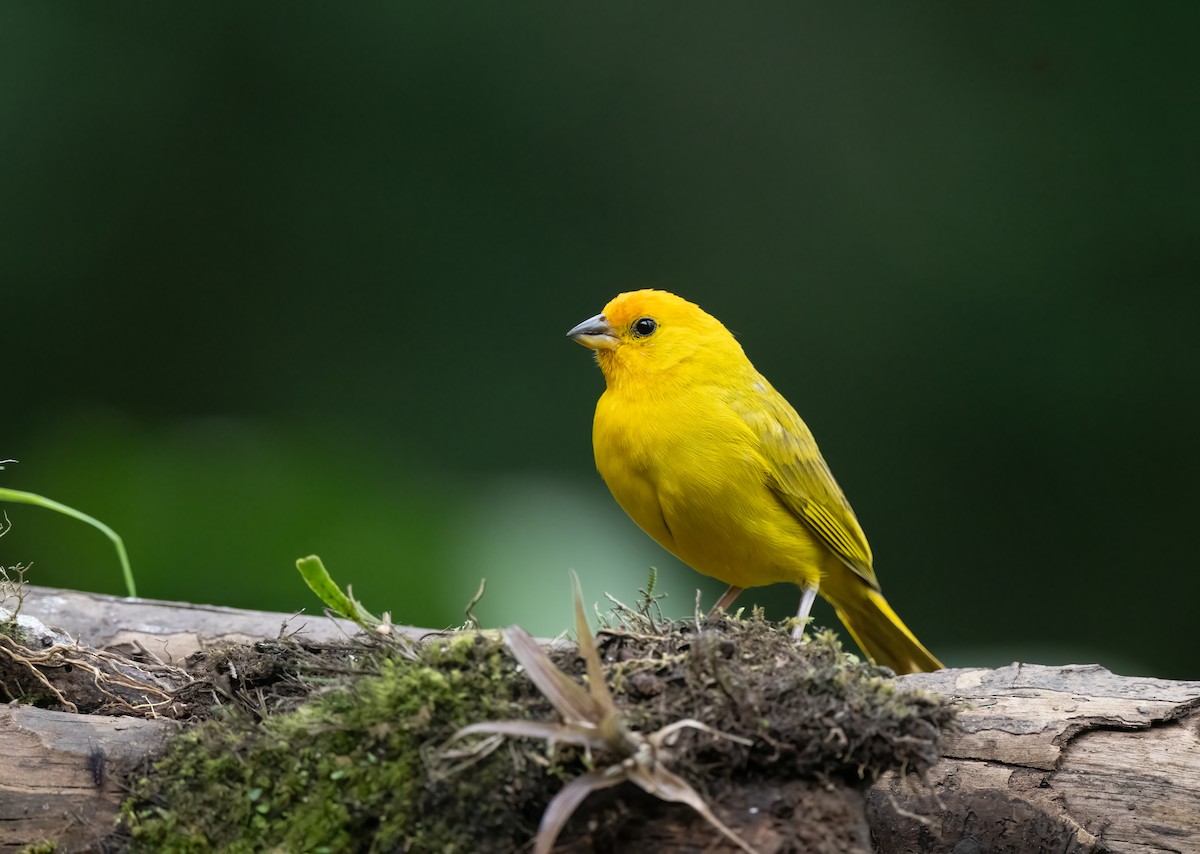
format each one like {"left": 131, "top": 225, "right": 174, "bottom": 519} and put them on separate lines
{"left": 568, "top": 289, "right": 942, "bottom": 674}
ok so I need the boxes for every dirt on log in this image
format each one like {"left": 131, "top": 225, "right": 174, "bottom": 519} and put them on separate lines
{"left": 2, "top": 584, "right": 1197, "bottom": 853}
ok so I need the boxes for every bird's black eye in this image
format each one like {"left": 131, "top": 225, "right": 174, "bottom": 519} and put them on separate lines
{"left": 632, "top": 317, "right": 658, "bottom": 338}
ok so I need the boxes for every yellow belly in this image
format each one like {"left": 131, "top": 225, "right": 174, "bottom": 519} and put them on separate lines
{"left": 593, "top": 393, "right": 825, "bottom": 590}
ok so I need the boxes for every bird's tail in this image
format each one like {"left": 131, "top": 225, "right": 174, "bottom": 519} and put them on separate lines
{"left": 829, "top": 586, "right": 942, "bottom": 675}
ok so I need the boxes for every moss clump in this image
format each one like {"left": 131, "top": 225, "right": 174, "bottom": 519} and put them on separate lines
{"left": 120, "top": 612, "right": 953, "bottom": 851}
{"left": 18, "top": 841, "right": 58, "bottom": 854}
{"left": 122, "top": 633, "right": 563, "bottom": 852}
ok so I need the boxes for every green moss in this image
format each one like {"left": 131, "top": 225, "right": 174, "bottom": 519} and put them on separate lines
{"left": 18, "top": 841, "right": 58, "bottom": 854}
{"left": 122, "top": 633, "right": 558, "bottom": 853}
{"left": 120, "top": 614, "right": 954, "bottom": 852}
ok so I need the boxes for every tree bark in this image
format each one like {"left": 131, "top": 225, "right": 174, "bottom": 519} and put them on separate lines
{"left": 871, "top": 664, "right": 1200, "bottom": 854}
{"left": 0, "top": 704, "right": 174, "bottom": 853}
{"left": 2, "top": 585, "right": 1197, "bottom": 853}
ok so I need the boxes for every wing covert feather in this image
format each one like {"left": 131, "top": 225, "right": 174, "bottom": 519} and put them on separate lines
{"left": 728, "top": 375, "right": 879, "bottom": 590}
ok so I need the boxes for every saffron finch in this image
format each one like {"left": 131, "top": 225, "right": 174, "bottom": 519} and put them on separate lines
{"left": 568, "top": 290, "right": 942, "bottom": 674}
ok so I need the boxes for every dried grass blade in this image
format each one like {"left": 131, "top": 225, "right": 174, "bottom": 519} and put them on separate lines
{"left": 502, "top": 625, "right": 604, "bottom": 725}
{"left": 571, "top": 571, "right": 614, "bottom": 709}
{"left": 453, "top": 720, "right": 602, "bottom": 749}
{"left": 533, "top": 769, "right": 626, "bottom": 854}
{"left": 627, "top": 765, "right": 759, "bottom": 854}
{"left": 651, "top": 717, "right": 754, "bottom": 747}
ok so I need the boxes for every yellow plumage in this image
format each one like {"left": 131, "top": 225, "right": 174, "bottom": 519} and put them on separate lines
{"left": 568, "top": 289, "right": 942, "bottom": 674}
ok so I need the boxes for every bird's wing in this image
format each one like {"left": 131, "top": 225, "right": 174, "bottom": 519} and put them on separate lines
{"left": 728, "top": 376, "right": 880, "bottom": 590}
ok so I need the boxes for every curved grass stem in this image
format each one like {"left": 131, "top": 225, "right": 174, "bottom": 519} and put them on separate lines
{"left": 0, "top": 488, "right": 136, "bottom": 598}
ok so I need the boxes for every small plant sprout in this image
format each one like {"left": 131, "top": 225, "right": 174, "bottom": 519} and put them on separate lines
{"left": 462, "top": 578, "right": 487, "bottom": 630}
{"left": 444, "top": 574, "right": 758, "bottom": 854}
{"left": 295, "top": 555, "right": 389, "bottom": 633}
{"left": 0, "top": 476, "right": 137, "bottom": 598}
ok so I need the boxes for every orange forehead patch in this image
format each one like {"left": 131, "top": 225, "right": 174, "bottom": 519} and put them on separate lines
{"left": 602, "top": 289, "right": 694, "bottom": 328}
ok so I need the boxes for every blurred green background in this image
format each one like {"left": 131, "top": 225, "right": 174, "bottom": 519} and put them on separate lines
{"left": 3, "top": 5, "right": 1197, "bottom": 678}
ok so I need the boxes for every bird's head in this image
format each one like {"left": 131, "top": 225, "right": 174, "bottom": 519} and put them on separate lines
{"left": 567, "top": 290, "right": 747, "bottom": 390}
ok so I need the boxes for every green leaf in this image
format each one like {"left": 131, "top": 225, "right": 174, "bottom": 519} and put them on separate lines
{"left": 295, "top": 554, "right": 380, "bottom": 628}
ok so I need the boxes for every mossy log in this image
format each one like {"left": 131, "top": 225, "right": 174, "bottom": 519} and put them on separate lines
{"left": 3, "top": 585, "right": 1198, "bottom": 853}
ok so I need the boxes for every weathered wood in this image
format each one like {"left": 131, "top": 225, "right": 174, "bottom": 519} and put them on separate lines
{"left": 2, "top": 586, "right": 1198, "bottom": 852}
{"left": 0, "top": 704, "right": 176, "bottom": 853}
{"left": 870, "top": 664, "right": 1200, "bottom": 853}
{"left": 556, "top": 665, "right": 1200, "bottom": 854}
{"left": 16, "top": 584, "right": 381, "bottom": 665}
{"left": 0, "top": 585, "right": 404, "bottom": 853}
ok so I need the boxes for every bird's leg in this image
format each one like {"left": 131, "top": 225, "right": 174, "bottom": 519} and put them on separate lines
{"left": 790, "top": 586, "right": 817, "bottom": 641}
{"left": 711, "top": 585, "right": 744, "bottom": 613}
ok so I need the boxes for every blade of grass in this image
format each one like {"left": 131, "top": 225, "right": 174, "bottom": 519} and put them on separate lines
{"left": 501, "top": 625, "right": 606, "bottom": 726}
{"left": 454, "top": 720, "right": 600, "bottom": 749}
{"left": 627, "top": 765, "right": 757, "bottom": 854}
{"left": 534, "top": 769, "right": 626, "bottom": 854}
{"left": 0, "top": 488, "right": 136, "bottom": 598}
{"left": 571, "top": 571, "right": 614, "bottom": 709}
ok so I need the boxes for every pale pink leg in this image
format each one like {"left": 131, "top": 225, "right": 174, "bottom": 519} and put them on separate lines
{"left": 791, "top": 587, "right": 817, "bottom": 641}
{"left": 712, "top": 585, "right": 744, "bottom": 613}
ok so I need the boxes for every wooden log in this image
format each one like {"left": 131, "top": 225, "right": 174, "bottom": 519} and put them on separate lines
{"left": 871, "top": 664, "right": 1200, "bottom": 853}
{"left": 14, "top": 584, "right": 380, "bottom": 665}
{"left": 0, "top": 585, "right": 402, "bottom": 853}
{"left": 1, "top": 586, "right": 1197, "bottom": 852}
{"left": 0, "top": 704, "right": 175, "bottom": 854}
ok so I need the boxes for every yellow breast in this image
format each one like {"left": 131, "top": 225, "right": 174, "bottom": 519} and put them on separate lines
{"left": 592, "top": 387, "right": 825, "bottom": 590}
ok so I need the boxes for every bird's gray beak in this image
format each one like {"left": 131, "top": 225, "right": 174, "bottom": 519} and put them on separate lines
{"left": 567, "top": 313, "right": 619, "bottom": 351}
